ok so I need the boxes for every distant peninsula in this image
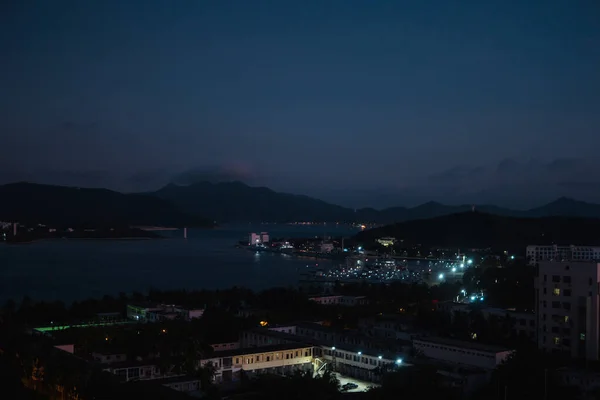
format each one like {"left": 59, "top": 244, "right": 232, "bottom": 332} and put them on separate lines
{"left": 5, "top": 226, "right": 162, "bottom": 244}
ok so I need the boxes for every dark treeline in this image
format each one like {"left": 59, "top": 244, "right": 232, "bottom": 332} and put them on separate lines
{"left": 356, "top": 212, "right": 600, "bottom": 250}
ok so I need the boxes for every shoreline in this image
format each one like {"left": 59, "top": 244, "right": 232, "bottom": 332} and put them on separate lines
{"left": 4, "top": 236, "right": 159, "bottom": 245}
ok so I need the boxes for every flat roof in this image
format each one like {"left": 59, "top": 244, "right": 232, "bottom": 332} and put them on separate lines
{"left": 245, "top": 329, "right": 406, "bottom": 361}
{"left": 102, "top": 359, "right": 158, "bottom": 369}
{"left": 34, "top": 320, "right": 134, "bottom": 332}
{"left": 413, "top": 336, "right": 512, "bottom": 353}
{"left": 150, "top": 375, "right": 201, "bottom": 385}
{"left": 206, "top": 343, "right": 313, "bottom": 359}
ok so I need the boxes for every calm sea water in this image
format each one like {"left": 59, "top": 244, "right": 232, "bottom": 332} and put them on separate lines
{"left": 0, "top": 224, "right": 359, "bottom": 303}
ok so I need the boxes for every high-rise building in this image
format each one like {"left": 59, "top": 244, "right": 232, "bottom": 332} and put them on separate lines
{"left": 527, "top": 245, "right": 600, "bottom": 266}
{"left": 535, "top": 261, "right": 600, "bottom": 360}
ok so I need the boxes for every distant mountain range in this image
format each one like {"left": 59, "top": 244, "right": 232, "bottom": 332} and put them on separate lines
{"left": 3, "top": 181, "right": 600, "bottom": 227}
{"left": 151, "top": 181, "right": 600, "bottom": 223}
{"left": 355, "top": 212, "right": 600, "bottom": 250}
{"left": 0, "top": 182, "right": 212, "bottom": 228}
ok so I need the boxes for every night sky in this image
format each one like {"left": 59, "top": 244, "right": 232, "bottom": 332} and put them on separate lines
{"left": 1, "top": 1, "right": 599, "bottom": 208}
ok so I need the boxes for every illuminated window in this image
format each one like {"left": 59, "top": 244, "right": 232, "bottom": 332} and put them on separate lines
{"left": 553, "top": 288, "right": 561, "bottom": 296}
{"left": 564, "top": 316, "right": 569, "bottom": 323}
{"left": 554, "top": 337, "right": 560, "bottom": 345}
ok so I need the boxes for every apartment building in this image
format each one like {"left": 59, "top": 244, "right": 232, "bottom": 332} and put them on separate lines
{"left": 535, "top": 261, "right": 600, "bottom": 360}
{"left": 412, "top": 337, "right": 513, "bottom": 370}
{"left": 527, "top": 245, "right": 600, "bottom": 265}
{"left": 199, "top": 343, "right": 314, "bottom": 383}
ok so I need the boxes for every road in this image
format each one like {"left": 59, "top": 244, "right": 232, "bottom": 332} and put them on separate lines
{"left": 334, "top": 373, "right": 378, "bottom": 393}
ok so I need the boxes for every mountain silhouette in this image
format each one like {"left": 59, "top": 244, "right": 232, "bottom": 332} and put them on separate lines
{"left": 0, "top": 182, "right": 211, "bottom": 227}
{"left": 150, "top": 181, "right": 600, "bottom": 223}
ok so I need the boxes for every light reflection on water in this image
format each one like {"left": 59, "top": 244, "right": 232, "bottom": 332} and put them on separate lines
{"left": 0, "top": 224, "right": 359, "bottom": 303}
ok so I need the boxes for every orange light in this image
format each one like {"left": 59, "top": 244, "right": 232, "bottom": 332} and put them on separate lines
{"left": 259, "top": 321, "right": 268, "bottom": 327}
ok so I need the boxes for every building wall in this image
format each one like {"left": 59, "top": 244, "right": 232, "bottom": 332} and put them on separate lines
{"left": 54, "top": 344, "right": 75, "bottom": 354}
{"left": 201, "top": 346, "right": 314, "bottom": 383}
{"left": 535, "top": 261, "right": 600, "bottom": 360}
{"left": 412, "top": 339, "right": 512, "bottom": 370}
{"left": 163, "top": 379, "right": 201, "bottom": 393}
{"left": 527, "top": 245, "right": 600, "bottom": 265}
{"left": 92, "top": 352, "right": 127, "bottom": 364}
{"left": 104, "top": 364, "right": 163, "bottom": 382}
{"left": 211, "top": 342, "right": 240, "bottom": 352}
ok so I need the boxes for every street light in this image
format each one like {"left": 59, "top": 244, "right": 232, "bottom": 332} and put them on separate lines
{"left": 396, "top": 358, "right": 403, "bottom": 364}
{"left": 438, "top": 273, "right": 444, "bottom": 280}
{"left": 358, "top": 351, "right": 362, "bottom": 355}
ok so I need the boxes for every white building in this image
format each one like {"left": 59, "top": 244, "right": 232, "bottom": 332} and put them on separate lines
{"left": 200, "top": 343, "right": 314, "bottom": 384}
{"left": 526, "top": 245, "right": 600, "bottom": 265}
{"left": 535, "top": 261, "right": 600, "bottom": 360}
{"left": 320, "top": 243, "right": 334, "bottom": 253}
{"left": 412, "top": 337, "right": 514, "bottom": 370}
{"left": 239, "top": 327, "right": 405, "bottom": 382}
{"left": 260, "top": 232, "right": 269, "bottom": 243}
{"left": 249, "top": 232, "right": 269, "bottom": 245}
{"left": 308, "top": 295, "right": 368, "bottom": 307}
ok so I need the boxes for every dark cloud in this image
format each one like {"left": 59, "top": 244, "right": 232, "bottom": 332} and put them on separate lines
{"left": 170, "top": 164, "right": 258, "bottom": 186}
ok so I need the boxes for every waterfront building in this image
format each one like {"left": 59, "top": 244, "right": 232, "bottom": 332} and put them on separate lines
{"left": 535, "top": 261, "right": 600, "bottom": 360}
{"left": 248, "top": 232, "right": 270, "bottom": 245}
{"left": 527, "top": 245, "right": 600, "bottom": 265}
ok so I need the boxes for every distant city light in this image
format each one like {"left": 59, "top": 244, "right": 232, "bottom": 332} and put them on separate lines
{"left": 438, "top": 273, "right": 444, "bottom": 280}
{"left": 378, "top": 355, "right": 382, "bottom": 359}
{"left": 358, "top": 351, "right": 362, "bottom": 355}
{"left": 460, "top": 263, "right": 465, "bottom": 268}
{"left": 452, "top": 267, "right": 457, "bottom": 272}
{"left": 510, "top": 255, "right": 515, "bottom": 260}
{"left": 470, "top": 296, "right": 476, "bottom": 301}
{"left": 467, "top": 259, "right": 473, "bottom": 265}
{"left": 332, "top": 346, "right": 336, "bottom": 350}
{"left": 396, "top": 358, "right": 403, "bottom": 364}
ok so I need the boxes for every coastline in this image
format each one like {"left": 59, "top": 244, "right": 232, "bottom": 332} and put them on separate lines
{"left": 4, "top": 236, "right": 159, "bottom": 245}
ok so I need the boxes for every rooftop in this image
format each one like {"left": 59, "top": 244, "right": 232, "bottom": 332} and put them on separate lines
{"left": 205, "top": 343, "right": 313, "bottom": 359}
{"left": 414, "top": 336, "right": 512, "bottom": 353}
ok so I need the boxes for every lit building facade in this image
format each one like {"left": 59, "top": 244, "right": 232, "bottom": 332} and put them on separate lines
{"left": 535, "top": 261, "right": 600, "bottom": 360}
{"left": 527, "top": 245, "right": 600, "bottom": 265}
